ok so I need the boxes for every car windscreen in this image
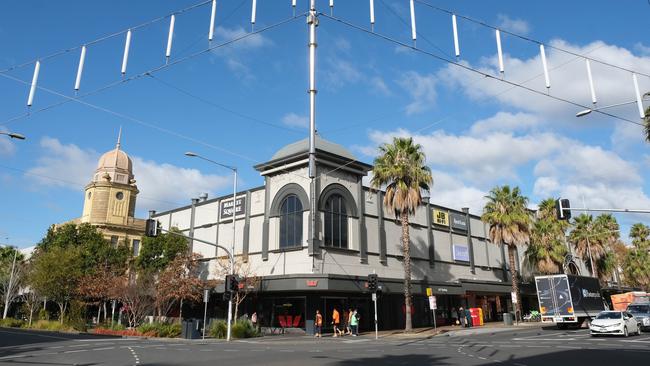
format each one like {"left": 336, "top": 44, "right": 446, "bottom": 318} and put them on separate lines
{"left": 627, "top": 304, "right": 650, "bottom": 313}
{"left": 596, "top": 312, "right": 622, "bottom": 319}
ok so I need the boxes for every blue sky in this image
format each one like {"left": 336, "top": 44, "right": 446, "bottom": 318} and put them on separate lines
{"left": 1, "top": 0, "right": 650, "bottom": 248}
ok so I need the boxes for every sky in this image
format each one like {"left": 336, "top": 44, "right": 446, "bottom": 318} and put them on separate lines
{"left": 1, "top": 0, "right": 650, "bottom": 248}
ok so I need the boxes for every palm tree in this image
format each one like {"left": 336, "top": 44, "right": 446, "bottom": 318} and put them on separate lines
{"left": 593, "top": 214, "right": 620, "bottom": 282}
{"left": 526, "top": 219, "right": 567, "bottom": 274}
{"left": 371, "top": 137, "right": 432, "bottom": 333}
{"left": 568, "top": 214, "right": 607, "bottom": 279}
{"left": 629, "top": 223, "right": 650, "bottom": 248}
{"left": 482, "top": 185, "right": 531, "bottom": 319}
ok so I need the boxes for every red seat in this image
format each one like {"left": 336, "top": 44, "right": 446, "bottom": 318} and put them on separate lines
{"left": 278, "top": 315, "right": 287, "bottom": 328}
{"left": 292, "top": 315, "right": 301, "bottom": 327}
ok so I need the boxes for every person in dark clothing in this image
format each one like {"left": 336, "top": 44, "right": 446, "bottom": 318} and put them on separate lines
{"left": 465, "top": 308, "right": 473, "bottom": 328}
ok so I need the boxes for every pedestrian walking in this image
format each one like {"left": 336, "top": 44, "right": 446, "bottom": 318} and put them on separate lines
{"left": 451, "top": 307, "right": 459, "bottom": 326}
{"left": 459, "top": 307, "right": 467, "bottom": 327}
{"left": 332, "top": 308, "right": 341, "bottom": 337}
{"left": 350, "top": 309, "right": 359, "bottom": 336}
{"left": 251, "top": 312, "right": 258, "bottom": 331}
{"left": 465, "top": 308, "right": 473, "bottom": 328}
{"left": 345, "top": 308, "right": 353, "bottom": 335}
{"left": 314, "top": 310, "right": 323, "bottom": 338}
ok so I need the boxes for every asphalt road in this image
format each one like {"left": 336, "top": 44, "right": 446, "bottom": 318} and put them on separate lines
{"left": 1, "top": 326, "right": 649, "bottom": 365}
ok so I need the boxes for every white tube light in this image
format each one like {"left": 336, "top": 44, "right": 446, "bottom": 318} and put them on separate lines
{"left": 27, "top": 60, "right": 40, "bottom": 107}
{"left": 496, "top": 29, "right": 504, "bottom": 74}
{"left": 330, "top": 0, "right": 334, "bottom": 8}
{"left": 121, "top": 30, "right": 132, "bottom": 75}
{"left": 251, "top": 0, "right": 257, "bottom": 25}
{"left": 166, "top": 15, "right": 175, "bottom": 58}
{"left": 633, "top": 73, "right": 645, "bottom": 119}
{"left": 452, "top": 14, "right": 460, "bottom": 57}
{"left": 370, "top": 0, "right": 375, "bottom": 25}
{"left": 208, "top": 0, "right": 217, "bottom": 41}
{"left": 292, "top": 0, "right": 296, "bottom": 7}
{"left": 585, "top": 59, "right": 596, "bottom": 104}
{"left": 74, "top": 45, "right": 86, "bottom": 91}
{"left": 409, "top": 0, "right": 417, "bottom": 41}
{"left": 540, "top": 44, "right": 550, "bottom": 89}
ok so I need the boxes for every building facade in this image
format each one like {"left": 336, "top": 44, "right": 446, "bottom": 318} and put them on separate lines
{"left": 153, "top": 137, "right": 540, "bottom": 331}
{"left": 61, "top": 131, "right": 145, "bottom": 255}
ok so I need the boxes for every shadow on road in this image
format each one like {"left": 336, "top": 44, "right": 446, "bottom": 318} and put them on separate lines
{"left": 0, "top": 327, "right": 118, "bottom": 359}
{"left": 329, "top": 354, "right": 451, "bottom": 366}
{"left": 482, "top": 348, "right": 650, "bottom": 366}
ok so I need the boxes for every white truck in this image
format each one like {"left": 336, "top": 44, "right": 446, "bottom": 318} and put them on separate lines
{"left": 535, "top": 274, "right": 607, "bottom": 329}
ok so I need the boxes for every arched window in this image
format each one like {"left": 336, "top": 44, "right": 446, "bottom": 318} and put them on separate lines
{"left": 280, "top": 194, "right": 303, "bottom": 249}
{"left": 324, "top": 194, "right": 348, "bottom": 249}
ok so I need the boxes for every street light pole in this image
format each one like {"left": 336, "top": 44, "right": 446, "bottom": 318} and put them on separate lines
{"left": 185, "top": 152, "right": 237, "bottom": 342}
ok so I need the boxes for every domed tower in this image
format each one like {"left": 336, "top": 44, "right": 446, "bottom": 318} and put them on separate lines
{"left": 81, "top": 129, "right": 140, "bottom": 229}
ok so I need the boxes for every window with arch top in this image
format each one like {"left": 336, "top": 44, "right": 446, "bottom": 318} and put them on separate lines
{"left": 280, "top": 194, "right": 303, "bottom": 249}
{"left": 324, "top": 194, "right": 348, "bottom": 249}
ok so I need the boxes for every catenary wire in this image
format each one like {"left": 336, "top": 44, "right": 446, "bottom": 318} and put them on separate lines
{"left": 413, "top": 0, "right": 650, "bottom": 79}
{"left": 0, "top": 0, "right": 213, "bottom": 74}
{"left": 320, "top": 13, "right": 645, "bottom": 128}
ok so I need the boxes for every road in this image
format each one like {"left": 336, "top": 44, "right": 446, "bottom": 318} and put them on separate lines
{"left": 1, "top": 326, "right": 649, "bottom": 365}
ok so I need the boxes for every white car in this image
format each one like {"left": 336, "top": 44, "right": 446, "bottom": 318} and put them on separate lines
{"left": 590, "top": 311, "right": 640, "bottom": 337}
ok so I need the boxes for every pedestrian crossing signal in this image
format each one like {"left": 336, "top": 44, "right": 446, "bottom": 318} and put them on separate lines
{"left": 145, "top": 219, "right": 160, "bottom": 237}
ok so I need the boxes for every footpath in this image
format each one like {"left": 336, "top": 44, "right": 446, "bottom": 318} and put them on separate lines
{"left": 361, "top": 321, "right": 546, "bottom": 339}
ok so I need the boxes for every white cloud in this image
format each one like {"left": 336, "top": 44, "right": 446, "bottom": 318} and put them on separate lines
{"left": 438, "top": 40, "right": 650, "bottom": 120}
{"left": 281, "top": 113, "right": 308, "bottom": 128}
{"left": 396, "top": 71, "right": 438, "bottom": 115}
{"left": 470, "top": 111, "right": 540, "bottom": 135}
{"left": 322, "top": 58, "right": 362, "bottom": 89}
{"left": 635, "top": 42, "right": 650, "bottom": 56}
{"left": 211, "top": 26, "right": 271, "bottom": 80}
{"left": 370, "top": 76, "right": 391, "bottom": 96}
{"left": 26, "top": 137, "right": 231, "bottom": 212}
{"left": 496, "top": 14, "right": 531, "bottom": 35}
{"left": 429, "top": 170, "right": 487, "bottom": 215}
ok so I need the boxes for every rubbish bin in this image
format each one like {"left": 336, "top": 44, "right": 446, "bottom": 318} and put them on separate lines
{"left": 181, "top": 319, "right": 203, "bottom": 339}
{"left": 503, "top": 312, "right": 513, "bottom": 326}
{"left": 305, "top": 319, "right": 315, "bottom": 336}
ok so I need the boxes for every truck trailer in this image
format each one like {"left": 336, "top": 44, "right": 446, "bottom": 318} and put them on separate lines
{"left": 535, "top": 274, "right": 607, "bottom": 328}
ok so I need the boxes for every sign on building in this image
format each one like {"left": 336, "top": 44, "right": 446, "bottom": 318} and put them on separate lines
{"left": 453, "top": 244, "right": 470, "bottom": 262}
{"left": 450, "top": 212, "right": 468, "bottom": 231}
{"left": 220, "top": 196, "right": 246, "bottom": 218}
{"left": 433, "top": 210, "right": 449, "bottom": 226}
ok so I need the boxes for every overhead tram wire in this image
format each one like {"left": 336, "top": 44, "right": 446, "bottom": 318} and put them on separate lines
{"left": 146, "top": 74, "right": 305, "bottom": 135}
{"left": 0, "top": 0, "right": 214, "bottom": 75}
{"left": 319, "top": 13, "right": 645, "bottom": 128}
{"left": 413, "top": 0, "right": 650, "bottom": 80}
{"left": 0, "top": 13, "right": 307, "bottom": 127}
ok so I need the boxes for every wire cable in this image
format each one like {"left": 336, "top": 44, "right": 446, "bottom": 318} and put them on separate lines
{"left": 320, "top": 13, "right": 645, "bottom": 128}
{"left": 0, "top": 0, "right": 213, "bottom": 75}
{"left": 413, "top": 0, "right": 650, "bottom": 80}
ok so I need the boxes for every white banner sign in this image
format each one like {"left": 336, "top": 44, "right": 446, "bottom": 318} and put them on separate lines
{"left": 428, "top": 296, "right": 437, "bottom": 310}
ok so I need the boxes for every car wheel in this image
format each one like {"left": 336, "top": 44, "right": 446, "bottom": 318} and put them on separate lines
{"left": 623, "top": 326, "right": 628, "bottom": 337}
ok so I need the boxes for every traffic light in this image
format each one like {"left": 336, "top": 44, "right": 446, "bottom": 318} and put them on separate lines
{"left": 225, "top": 274, "right": 239, "bottom": 293}
{"left": 145, "top": 219, "right": 159, "bottom": 237}
{"left": 368, "top": 274, "right": 378, "bottom": 292}
{"left": 555, "top": 198, "right": 571, "bottom": 221}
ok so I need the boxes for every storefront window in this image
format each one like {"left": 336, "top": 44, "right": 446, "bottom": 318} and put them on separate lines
{"left": 279, "top": 195, "right": 303, "bottom": 249}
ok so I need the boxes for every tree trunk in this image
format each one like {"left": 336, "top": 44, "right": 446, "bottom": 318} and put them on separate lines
{"left": 97, "top": 304, "right": 102, "bottom": 324}
{"left": 179, "top": 299, "right": 183, "bottom": 322}
{"left": 58, "top": 302, "right": 65, "bottom": 324}
{"left": 234, "top": 294, "right": 240, "bottom": 322}
{"left": 401, "top": 210, "right": 413, "bottom": 333}
{"left": 507, "top": 245, "right": 522, "bottom": 321}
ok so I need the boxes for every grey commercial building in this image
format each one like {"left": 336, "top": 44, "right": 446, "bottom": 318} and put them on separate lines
{"left": 153, "top": 137, "right": 541, "bottom": 332}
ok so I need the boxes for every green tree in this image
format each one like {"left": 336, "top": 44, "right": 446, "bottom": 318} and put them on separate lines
{"left": 482, "top": 185, "right": 531, "bottom": 318}
{"left": 371, "top": 137, "right": 432, "bottom": 333}
{"left": 568, "top": 214, "right": 606, "bottom": 279}
{"left": 136, "top": 228, "right": 189, "bottom": 274}
{"left": 629, "top": 223, "right": 650, "bottom": 247}
{"left": 643, "top": 92, "right": 650, "bottom": 142}
{"left": 525, "top": 198, "right": 569, "bottom": 275}
{"left": 29, "top": 246, "right": 83, "bottom": 323}
{"left": 623, "top": 223, "right": 650, "bottom": 290}
{"left": 593, "top": 214, "right": 620, "bottom": 282}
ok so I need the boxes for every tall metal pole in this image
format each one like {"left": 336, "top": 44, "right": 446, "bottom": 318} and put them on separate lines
{"left": 308, "top": 0, "right": 318, "bottom": 269}
{"left": 226, "top": 169, "right": 237, "bottom": 342}
{"left": 373, "top": 293, "right": 378, "bottom": 340}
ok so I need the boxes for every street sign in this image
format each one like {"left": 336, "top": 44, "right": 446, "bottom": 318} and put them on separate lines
{"left": 428, "top": 295, "right": 437, "bottom": 310}
{"left": 511, "top": 291, "right": 518, "bottom": 304}
{"left": 204, "top": 289, "right": 210, "bottom": 303}
{"left": 372, "top": 293, "right": 377, "bottom": 301}
{"left": 426, "top": 287, "right": 432, "bottom": 297}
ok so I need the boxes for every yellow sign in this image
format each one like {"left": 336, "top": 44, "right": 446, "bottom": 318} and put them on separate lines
{"left": 426, "top": 288, "right": 433, "bottom": 297}
{"left": 433, "top": 210, "right": 449, "bottom": 226}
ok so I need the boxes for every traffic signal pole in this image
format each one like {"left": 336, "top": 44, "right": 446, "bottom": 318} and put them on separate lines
{"left": 151, "top": 226, "right": 236, "bottom": 341}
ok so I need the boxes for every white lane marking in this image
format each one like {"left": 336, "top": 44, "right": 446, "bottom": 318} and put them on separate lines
{"left": 92, "top": 347, "right": 115, "bottom": 351}
{"left": 0, "top": 355, "right": 28, "bottom": 360}
{"left": 63, "top": 349, "right": 87, "bottom": 353}
{"left": 48, "top": 346, "right": 65, "bottom": 349}
{"left": 557, "top": 346, "right": 581, "bottom": 349}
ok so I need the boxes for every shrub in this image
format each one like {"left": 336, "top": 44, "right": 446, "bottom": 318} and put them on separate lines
{"left": 136, "top": 322, "right": 182, "bottom": 338}
{"left": 231, "top": 320, "right": 258, "bottom": 339}
{"left": 30, "top": 320, "right": 75, "bottom": 332}
{"left": 94, "top": 328, "right": 142, "bottom": 336}
{"left": 209, "top": 320, "right": 227, "bottom": 339}
{"left": 0, "top": 318, "right": 25, "bottom": 328}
